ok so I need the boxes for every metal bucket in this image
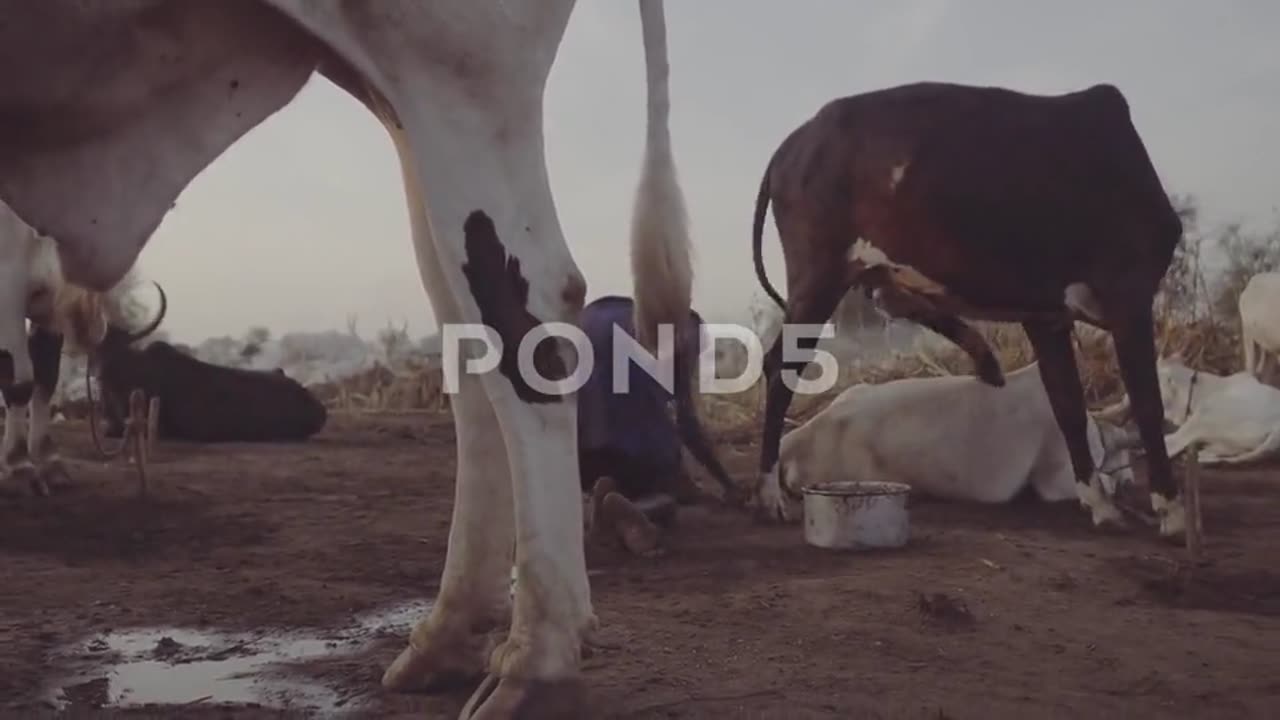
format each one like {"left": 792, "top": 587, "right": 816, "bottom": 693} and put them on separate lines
{"left": 802, "top": 481, "right": 910, "bottom": 550}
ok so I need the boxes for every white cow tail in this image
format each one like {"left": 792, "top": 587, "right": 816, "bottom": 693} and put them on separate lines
{"left": 630, "top": 0, "right": 693, "bottom": 353}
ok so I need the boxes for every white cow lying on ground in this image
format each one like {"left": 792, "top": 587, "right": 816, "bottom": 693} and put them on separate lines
{"left": 1239, "top": 271, "right": 1280, "bottom": 385}
{"left": 1098, "top": 355, "right": 1280, "bottom": 465}
{"left": 770, "top": 362, "right": 1138, "bottom": 520}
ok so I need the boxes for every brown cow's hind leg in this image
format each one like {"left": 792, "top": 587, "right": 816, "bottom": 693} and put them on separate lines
{"left": 1109, "top": 308, "right": 1183, "bottom": 539}
{"left": 872, "top": 284, "right": 1005, "bottom": 386}
{"left": 757, "top": 278, "right": 848, "bottom": 522}
{"left": 916, "top": 314, "right": 1005, "bottom": 387}
{"left": 1022, "top": 319, "right": 1125, "bottom": 529}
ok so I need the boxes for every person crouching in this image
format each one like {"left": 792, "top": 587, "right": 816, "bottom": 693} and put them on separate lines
{"left": 576, "top": 295, "right": 735, "bottom": 557}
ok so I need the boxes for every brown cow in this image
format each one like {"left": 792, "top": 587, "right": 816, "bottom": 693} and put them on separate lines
{"left": 750, "top": 81, "right": 1185, "bottom": 539}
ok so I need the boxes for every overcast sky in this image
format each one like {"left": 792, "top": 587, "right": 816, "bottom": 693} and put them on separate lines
{"left": 135, "top": 1, "right": 1280, "bottom": 344}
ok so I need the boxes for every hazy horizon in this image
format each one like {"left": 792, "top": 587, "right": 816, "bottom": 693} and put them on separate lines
{"left": 123, "top": 2, "right": 1278, "bottom": 345}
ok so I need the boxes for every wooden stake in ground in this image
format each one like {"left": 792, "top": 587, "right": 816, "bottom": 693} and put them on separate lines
{"left": 147, "top": 396, "right": 161, "bottom": 457}
{"left": 1183, "top": 440, "right": 1205, "bottom": 565}
{"left": 126, "top": 389, "right": 152, "bottom": 497}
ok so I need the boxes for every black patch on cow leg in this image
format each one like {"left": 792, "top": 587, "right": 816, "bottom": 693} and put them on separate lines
{"left": 461, "top": 210, "right": 567, "bottom": 404}
{"left": 1110, "top": 310, "right": 1176, "bottom": 501}
{"left": 0, "top": 349, "right": 13, "bottom": 387}
{"left": 1022, "top": 320, "right": 1095, "bottom": 482}
{"left": 1, "top": 381, "right": 33, "bottom": 408}
{"left": 29, "top": 324, "right": 63, "bottom": 394}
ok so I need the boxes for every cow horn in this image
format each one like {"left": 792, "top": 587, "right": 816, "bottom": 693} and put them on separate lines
{"left": 123, "top": 281, "right": 167, "bottom": 344}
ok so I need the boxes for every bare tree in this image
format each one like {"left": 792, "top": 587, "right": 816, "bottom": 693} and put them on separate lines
{"left": 241, "top": 325, "right": 271, "bottom": 362}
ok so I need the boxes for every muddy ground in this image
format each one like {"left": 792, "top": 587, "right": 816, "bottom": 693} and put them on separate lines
{"left": 3, "top": 412, "right": 1280, "bottom": 719}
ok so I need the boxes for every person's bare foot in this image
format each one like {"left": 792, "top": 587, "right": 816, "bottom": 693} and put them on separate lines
{"left": 602, "top": 492, "right": 664, "bottom": 557}
{"left": 587, "top": 476, "right": 618, "bottom": 541}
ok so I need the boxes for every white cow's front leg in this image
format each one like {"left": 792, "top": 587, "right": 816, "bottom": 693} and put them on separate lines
{"left": 26, "top": 387, "right": 64, "bottom": 497}
{"left": 383, "top": 370, "right": 516, "bottom": 692}
{"left": 1, "top": 404, "right": 34, "bottom": 492}
{"left": 393, "top": 132, "right": 592, "bottom": 718}
{"left": 378, "top": 126, "right": 519, "bottom": 693}
{"left": 465, "top": 392, "right": 592, "bottom": 718}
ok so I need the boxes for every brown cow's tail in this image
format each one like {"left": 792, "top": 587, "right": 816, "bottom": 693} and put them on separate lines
{"left": 752, "top": 159, "right": 786, "bottom": 310}
{"left": 672, "top": 314, "right": 738, "bottom": 502}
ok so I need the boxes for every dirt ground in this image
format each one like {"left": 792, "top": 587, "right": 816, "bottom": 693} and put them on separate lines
{"left": 3, "top": 412, "right": 1280, "bottom": 719}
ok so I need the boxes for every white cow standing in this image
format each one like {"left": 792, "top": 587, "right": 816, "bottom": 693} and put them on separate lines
{"left": 0, "top": 2, "right": 692, "bottom": 717}
{"left": 1098, "top": 355, "right": 1280, "bottom": 466}
{"left": 1239, "top": 271, "right": 1280, "bottom": 386}
{"left": 0, "top": 198, "right": 152, "bottom": 495}
{"left": 770, "top": 362, "right": 1138, "bottom": 521}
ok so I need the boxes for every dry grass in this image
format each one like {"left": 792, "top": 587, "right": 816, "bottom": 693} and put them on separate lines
{"left": 313, "top": 304, "right": 1244, "bottom": 434}
{"left": 49, "top": 314, "right": 1240, "bottom": 428}
{"left": 313, "top": 362, "right": 449, "bottom": 414}
{"left": 697, "top": 314, "right": 1243, "bottom": 439}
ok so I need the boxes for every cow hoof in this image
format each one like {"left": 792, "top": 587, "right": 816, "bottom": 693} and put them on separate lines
{"left": 1088, "top": 501, "right": 1126, "bottom": 529}
{"left": 1151, "top": 493, "right": 1186, "bottom": 540}
{"left": 752, "top": 470, "right": 793, "bottom": 523}
{"left": 39, "top": 458, "right": 72, "bottom": 493}
{"left": 1075, "top": 480, "right": 1125, "bottom": 529}
{"left": 458, "top": 673, "right": 586, "bottom": 720}
{"left": 8, "top": 463, "right": 47, "bottom": 498}
{"left": 755, "top": 502, "right": 791, "bottom": 524}
{"left": 28, "top": 473, "right": 51, "bottom": 498}
{"left": 382, "top": 624, "right": 495, "bottom": 694}
{"left": 752, "top": 498, "right": 792, "bottom": 524}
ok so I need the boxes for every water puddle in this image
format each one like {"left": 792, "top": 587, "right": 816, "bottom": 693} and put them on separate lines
{"left": 42, "top": 599, "right": 433, "bottom": 714}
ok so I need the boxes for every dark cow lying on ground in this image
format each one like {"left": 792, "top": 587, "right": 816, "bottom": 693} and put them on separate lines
{"left": 576, "top": 295, "right": 734, "bottom": 556}
{"left": 750, "top": 81, "right": 1185, "bottom": 538}
{"left": 92, "top": 287, "right": 327, "bottom": 443}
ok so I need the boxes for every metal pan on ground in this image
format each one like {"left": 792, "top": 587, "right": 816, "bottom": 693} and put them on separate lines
{"left": 802, "top": 481, "right": 911, "bottom": 550}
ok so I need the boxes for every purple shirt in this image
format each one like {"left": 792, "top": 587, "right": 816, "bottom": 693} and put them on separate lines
{"left": 577, "top": 296, "right": 690, "bottom": 471}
